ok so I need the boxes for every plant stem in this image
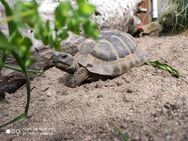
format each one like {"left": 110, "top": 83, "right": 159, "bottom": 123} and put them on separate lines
{"left": 24, "top": 71, "right": 30, "bottom": 115}
{"left": 0, "top": 70, "right": 31, "bottom": 128}
{"left": 0, "top": 113, "right": 27, "bottom": 128}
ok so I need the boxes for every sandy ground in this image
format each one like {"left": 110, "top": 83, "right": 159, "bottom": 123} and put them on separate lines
{"left": 0, "top": 35, "right": 188, "bottom": 141}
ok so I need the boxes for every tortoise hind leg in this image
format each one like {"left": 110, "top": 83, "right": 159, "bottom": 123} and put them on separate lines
{"left": 68, "top": 67, "right": 89, "bottom": 88}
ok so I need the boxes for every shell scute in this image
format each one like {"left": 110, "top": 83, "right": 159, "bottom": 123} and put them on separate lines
{"left": 90, "top": 41, "right": 117, "bottom": 61}
{"left": 101, "top": 31, "right": 136, "bottom": 53}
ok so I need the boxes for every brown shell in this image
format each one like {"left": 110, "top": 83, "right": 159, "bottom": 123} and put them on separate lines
{"left": 75, "top": 30, "right": 145, "bottom": 76}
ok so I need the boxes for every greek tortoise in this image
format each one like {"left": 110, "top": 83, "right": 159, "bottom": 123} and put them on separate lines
{"left": 51, "top": 30, "right": 145, "bottom": 88}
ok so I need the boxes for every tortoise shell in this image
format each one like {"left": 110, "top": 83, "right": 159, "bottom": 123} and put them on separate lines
{"left": 75, "top": 30, "right": 145, "bottom": 76}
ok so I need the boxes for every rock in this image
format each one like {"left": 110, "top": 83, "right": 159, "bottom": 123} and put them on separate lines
{"left": 141, "top": 21, "right": 162, "bottom": 36}
{"left": 38, "top": 0, "right": 142, "bottom": 32}
{"left": 89, "top": 0, "right": 142, "bottom": 31}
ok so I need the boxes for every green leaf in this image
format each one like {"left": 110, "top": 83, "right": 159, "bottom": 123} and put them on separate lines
{"left": 0, "top": 54, "right": 7, "bottom": 70}
{"left": 34, "top": 22, "right": 44, "bottom": 40}
{"left": 0, "top": 113, "right": 27, "bottom": 128}
{"left": 14, "top": 1, "right": 38, "bottom": 28}
{"left": 67, "top": 18, "right": 80, "bottom": 34}
{"left": 114, "top": 126, "right": 129, "bottom": 141}
{"left": 53, "top": 38, "right": 62, "bottom": 51}
{"left": 0, "top": 31, "right": 12, "bottom": 69}
{"left": 0, "top": 30, "right": 12, "bottom": 51}
{"left": 41, "top": 20, "right": 53, "bottom": 45}
{"left": 9, "top": 31, "right": 23, "bottom": 46}
{"left": 145, "top": 60, "right": 180, "bottom": 78}
{"left": 83, "top": 22, "right": 99, "bottom": 39}
{"left": 33, "top": 20, "right": 52, "bottom": 46}
{"left": 57, "top": 29, "right": 69, "bottom": 40}
{"left": 77, "top": 0, "right": 96, "bottom": 16}
{"left": 55, "top": 0, "right": 74, "bottom": 29}
{"left": 9, "top": 33, "right": 33, "bottom": 70}
{"left": 25, "top": 59, "right": 34, "bottom": 68}
{"left": 0, "top": 0, "right": 18, "bottom": 35}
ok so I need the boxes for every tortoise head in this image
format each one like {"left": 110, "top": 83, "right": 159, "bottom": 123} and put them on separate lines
{"left": 51, "top": 52, "right": 77, "bottom": 74}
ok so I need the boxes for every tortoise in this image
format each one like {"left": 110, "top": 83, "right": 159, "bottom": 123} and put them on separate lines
{"left": 51, "top": 30, "right": 145, "bottom": 88}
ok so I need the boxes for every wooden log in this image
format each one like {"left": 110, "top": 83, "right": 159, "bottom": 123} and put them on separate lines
{"left": 0, "top": 47, "right": 54, "bottom": 98}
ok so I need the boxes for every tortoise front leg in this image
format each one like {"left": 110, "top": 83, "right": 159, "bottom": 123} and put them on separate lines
{"left": 68, "top": 67, "right": 89, "bottom": 88}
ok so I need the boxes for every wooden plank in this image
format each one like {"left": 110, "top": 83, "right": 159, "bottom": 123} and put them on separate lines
{"left": 138, "top": 0, "right": 152, "bottom": 25}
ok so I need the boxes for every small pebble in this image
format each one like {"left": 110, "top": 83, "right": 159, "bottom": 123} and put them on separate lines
{"left": 126, "top": 89, "right": 133, "bottom": 93}
{"left": 39, "top": 97, "right": 46, "bottom": 101}
{"left": 86, "top": 102, "right": 91, "bottom": 107}
{"left": 42, "top": 86, "right": 49, "bottom": 92}
{"left": 97, "top": 94, "right": 103, "bottom": 98}
{"left": 116, "top": 81, "right": 123, "bottom": 86}
{"left": 122, "top": 76, "right": 130, "bottom": 83}
{"left": 46, "top": 89, "right": 56, "bottom": 97}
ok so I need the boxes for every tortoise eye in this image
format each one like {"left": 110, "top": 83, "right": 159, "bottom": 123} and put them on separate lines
{"left": 61, "top": 54, "right": 68, "bottom": 59}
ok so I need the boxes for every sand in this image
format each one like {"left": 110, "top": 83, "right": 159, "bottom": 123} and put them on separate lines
{"left": 0, "top": 35, "right": 188, "bottom": 141}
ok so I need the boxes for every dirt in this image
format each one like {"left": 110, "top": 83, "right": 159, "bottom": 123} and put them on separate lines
{"left": 0, "top": 35, "right": 188, "bottom": 141}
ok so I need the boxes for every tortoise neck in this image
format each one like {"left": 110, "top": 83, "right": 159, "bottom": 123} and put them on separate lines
{"left": 67, "top": 61, "right": 80, "bottom": 74}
